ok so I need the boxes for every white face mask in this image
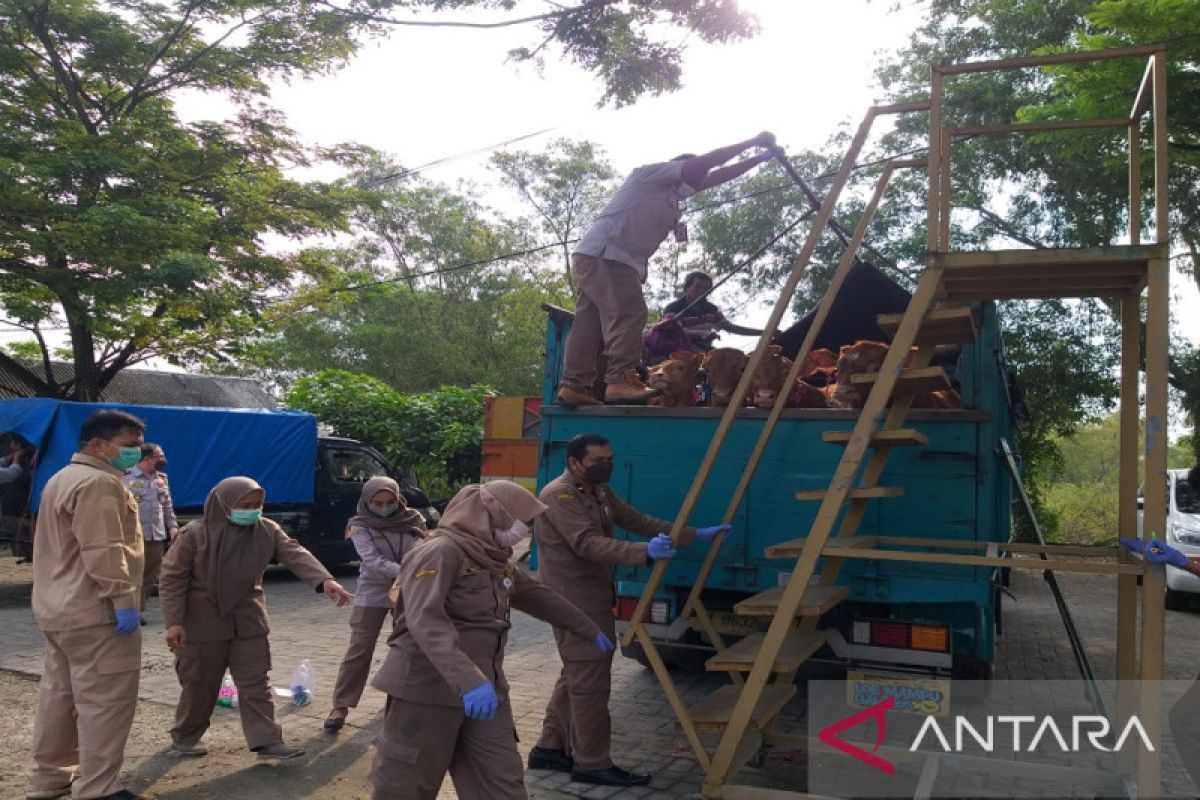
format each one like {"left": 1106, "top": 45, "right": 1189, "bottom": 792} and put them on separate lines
{"left": 494, "top": 519, "right": 530, "bottom": 548}
{"left": 369, "top": 503, "right": 399, "bottom": 517}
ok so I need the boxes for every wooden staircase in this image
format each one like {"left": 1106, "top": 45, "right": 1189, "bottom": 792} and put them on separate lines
{"left": 618, "top": 44, "right": 1172, "bottom": 800}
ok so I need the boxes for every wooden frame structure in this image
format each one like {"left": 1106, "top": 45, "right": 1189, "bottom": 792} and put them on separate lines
{"left": 621, "top": 45, "right": 1172, "bottom": 799}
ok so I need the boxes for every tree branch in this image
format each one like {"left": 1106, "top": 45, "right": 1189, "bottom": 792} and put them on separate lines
{"left": 311, "top": 0, "right": 621, "bottom": 29}
{"left": 965, "top": 204, "right": 1047, "bottom": 249}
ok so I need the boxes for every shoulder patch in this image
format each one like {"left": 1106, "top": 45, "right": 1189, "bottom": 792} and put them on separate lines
{"left": 413, "top": 568, "right": 438, "bottom": 579}
{"left": 556, "top": 492, "right": 575, "bottom": 501}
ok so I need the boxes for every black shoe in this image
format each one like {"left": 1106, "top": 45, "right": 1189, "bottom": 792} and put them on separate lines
{"left": 527, "top": 746, "right": 573, "bottom": 772}
{"left": 570, "top": 764, "right": 651, "bottom": 787}
{"left": 100, "top": 791, "right": 149, "bottom": 800}
{"left": 323, "top": 711, "right": 347, "bottom": 733}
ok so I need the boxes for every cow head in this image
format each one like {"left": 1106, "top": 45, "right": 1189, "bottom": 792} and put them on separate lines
{"left": 748, "top": 345, "right": 794, "bottom": 409}
{"left": 702, "top": 348, "right": 749, "bottom": 407}
{"left": 647, "top": 350, "right": 704, "bottom": 407}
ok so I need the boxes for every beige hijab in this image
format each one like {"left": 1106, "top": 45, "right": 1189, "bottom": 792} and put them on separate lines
{"left": 198, "top": 476, "right": 272, "bottom": 617}
{"left": 434, "top": 481, "right": 547, "bottom": 575}
{"left": 344, "top": 476, "right": 427, "bottom": 539}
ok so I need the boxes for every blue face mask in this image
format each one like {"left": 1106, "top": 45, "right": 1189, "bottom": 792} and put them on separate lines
{"left": 228, "top": 508, "right": 263, "bottom": 526}
{"left": 107, "top": 442, "right": 142, "bottom": 471}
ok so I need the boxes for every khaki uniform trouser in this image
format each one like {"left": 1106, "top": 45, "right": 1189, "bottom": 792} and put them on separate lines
{"left": 535, "top": 656, "right": 614, "bottom": 771}
{"left": 332, "top": 605, "right": 393, "bottom": 709}
{"left": 29, "top": 625, "right": 141, "bottom": 800}
{"left": 140, "top": 540, "right": 165, "bottom": 612}
{"left": 369, "top": 697, "right": 527, "bottom": 800}
{"left": 171, "top": 635, "right": 282, "bottom": 750}
{"left": 562, "top": 254, "right": 648, "bottom": 389}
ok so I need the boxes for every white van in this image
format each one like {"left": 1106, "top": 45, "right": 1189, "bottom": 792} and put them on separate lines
{"left": 1138, "top": 469, "right": 1200, "bottom": 608}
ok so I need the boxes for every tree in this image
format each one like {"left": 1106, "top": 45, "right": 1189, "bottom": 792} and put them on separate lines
{"left": 284, "top": 371, "right": 492, "bottom": 499}
{"left": 491, "top": 139, "right": 617, "bottom": 291}
{"left": 0, "top": 0, "right": 756, "bottom": 400}
{"left": 237, "top": 156, "right": 572, "bottom": 395}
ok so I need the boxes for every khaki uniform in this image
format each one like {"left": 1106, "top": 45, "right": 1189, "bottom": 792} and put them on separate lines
{"left": 370, "top": 535, "right": 600, "bottom": 800}
{"left": 29, "top": 454, "right": 144, "bottom": 800}
{"left": 158, "top": 519, "right": 333, "bottom": 749}
{"left": 533, "top": 470, "right": 694, "bottom": 770}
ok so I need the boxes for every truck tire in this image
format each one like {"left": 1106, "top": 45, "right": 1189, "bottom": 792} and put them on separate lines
{"left": 621, "top": 640, "right": 710, "bottom": 673}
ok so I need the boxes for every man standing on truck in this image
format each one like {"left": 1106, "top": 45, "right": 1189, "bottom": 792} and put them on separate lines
{"left": 27, "top": 409, "right": 147, "bottom": 800}
{"left": 527, "top": 432, "right": 730, "bottom": 787}
{"left": 555, "top": 132, "right": 782, "bottom": 408}
{"left": 123, "top": 443, "right": 179, "bottom": 623}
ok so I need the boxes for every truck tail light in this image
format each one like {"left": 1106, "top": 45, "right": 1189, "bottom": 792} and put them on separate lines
{"left": 614, "top": 598, "right": 671, "bottom": 624}
{"left": 870, "top": 622, "right": 909, "bottom": 648}
{"left": 911, "top": 625, "right": 950, "bottom": 652}
{"left": 856, "top": 620, "right": 951, "bottom": 652}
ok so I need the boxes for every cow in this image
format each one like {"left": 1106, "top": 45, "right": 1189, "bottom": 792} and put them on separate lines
{"left": 748, "top": 345, "right": 795, "bottom": 409}
{"left": 702, "top": 348, "right": 749, "bottom": 408}
{"left": 828, "top": 340, "right": 891, "bottom": 408}
{"left": 646, "top": 350, "right": 704, "bottom": 407}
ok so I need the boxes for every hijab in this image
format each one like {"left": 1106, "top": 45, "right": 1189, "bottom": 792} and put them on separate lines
{"left": 198, "top": 476, "right": 272, "bottom": 618}
{"left": 344, "top": 476, "right": 427, "bottom": 539}
{"left": 433, "top": 480, "right": 547, "bottom": 575}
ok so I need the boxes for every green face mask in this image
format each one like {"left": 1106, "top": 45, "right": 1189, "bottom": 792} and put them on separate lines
{"left": 228, "top": 508, "right": 263, "bottom": 526}
{"left": 107, "top": 443, "right": 142, "bottom": 471}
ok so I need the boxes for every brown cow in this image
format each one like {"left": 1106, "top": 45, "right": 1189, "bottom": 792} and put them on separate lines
{"left": 748, "top": 345, "right": 794, "bottom": 409}
{"left": 800, "top": 348, "right": 838, "bottom": 375}
{"left": 702, "top": 348, "right": 749, "bottom": 407}
{"left": 647, "top": 350, "right": 703, "bottom": 407}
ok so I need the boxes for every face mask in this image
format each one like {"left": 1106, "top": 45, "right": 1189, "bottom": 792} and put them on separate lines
{"left": 369, "top": 503, "right": 399, "bottom": 517}
{"left": 495, "top": 519, "right": 529, "bottom": 548}
{"left": 106, "top": 442, "right": 142, "bottom": 471}
{"left": 583, "top": 462, "right": 613, "bottom": 484}
{"left": 154, "top": 459, "right": 167, "bottom": 470}
{"left": 228, "top": 508, "right": 263, "bottom": 526}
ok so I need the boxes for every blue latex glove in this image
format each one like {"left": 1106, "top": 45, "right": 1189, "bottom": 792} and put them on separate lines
{"left": 1120, "top": 536, "right": 1189, "bottom": 569}
{"left": 647, "top": 534, "right": 677, "bottom": 561}
{"left": 462, "top": 681, "right": 499, "bottom": 720}
{"left": 697, "top": 524, "right": 732, "bottom": 543}
{"left": 595, "top": 633, "right": 615, "bottom": 653}
{"left": 113, "top": 607, "right": 140, "bottom": 636}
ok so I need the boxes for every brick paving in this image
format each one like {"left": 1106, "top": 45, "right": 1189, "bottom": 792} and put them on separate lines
{"left": 3, "top": 556, "right": 1200, "bottom": 797}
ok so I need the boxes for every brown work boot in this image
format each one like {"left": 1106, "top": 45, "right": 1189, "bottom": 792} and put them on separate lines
{"left": 555, "top": 385, "right": 601, "bottom": 408}
{"left": 604, "top": 373, "right": 660, "bottom": 405}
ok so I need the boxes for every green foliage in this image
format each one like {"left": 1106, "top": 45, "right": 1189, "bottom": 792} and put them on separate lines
{"left": 491, "top": 139, "right": 617, "bottom": 289}
{"left": 284, "top": 370, "right": 492, "bottom": 499}
{"left": 235, "top": 154, "right": 572, "bottom": 395}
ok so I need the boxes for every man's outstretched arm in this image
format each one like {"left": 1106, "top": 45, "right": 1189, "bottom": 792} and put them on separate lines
{"left": 681, "top": 132, "right": 778, "bottom": 190}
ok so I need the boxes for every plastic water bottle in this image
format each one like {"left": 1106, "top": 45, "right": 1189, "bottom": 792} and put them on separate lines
{"left": 291, "top": 659, "right": 314, "bottom": 707}
{"left": 217, "top": 672, "right": 238, "bottom": 708}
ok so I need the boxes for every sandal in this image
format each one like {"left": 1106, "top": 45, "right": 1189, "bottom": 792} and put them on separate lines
{"left": 323, "top": 708, "right": 348, "bottom": 733}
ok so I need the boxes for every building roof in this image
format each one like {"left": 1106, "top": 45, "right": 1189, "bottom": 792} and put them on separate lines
{"left": 0, "top": 361, "right": 276, "bottom": 408}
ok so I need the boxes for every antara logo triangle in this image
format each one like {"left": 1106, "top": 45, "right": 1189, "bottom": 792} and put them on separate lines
{"left": 817, "top": 696, "right": 896, "bottom": 774}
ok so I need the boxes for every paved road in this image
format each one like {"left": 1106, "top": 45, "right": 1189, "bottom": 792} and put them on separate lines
{"left": 2, "top": 555, "right": 1199, "bottom": 798}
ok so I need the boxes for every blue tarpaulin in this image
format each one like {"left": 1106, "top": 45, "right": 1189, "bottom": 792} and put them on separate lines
{"left": 0, "top": 399, "right": 317, "bottom": 510}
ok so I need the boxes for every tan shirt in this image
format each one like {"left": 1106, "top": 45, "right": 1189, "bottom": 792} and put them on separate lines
{"left": 158, "top": 518, "right": 333, "bottom": 642}
{"left": 533, "top": 470, "right": 695, "bottom": 658}
{"left": 573, "top": 160, "right": 695, "bottom": 282}
{"left": 373, "top": 535, "right": 600, "bottom": 707}
{"left": 32, "top": 453, "right": 144, "bottom": 631}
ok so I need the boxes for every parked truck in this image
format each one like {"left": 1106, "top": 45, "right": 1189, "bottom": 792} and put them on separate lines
{"left": 0, "top": 398, "right": 437, "bottom": 564}
{"left": 533, "top": 296, "right": 1015, "bottom": 683}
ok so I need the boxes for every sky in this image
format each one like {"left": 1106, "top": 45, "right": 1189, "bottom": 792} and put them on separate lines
{"left": 3, "top": 0, "right": 1197, "bottom": 358}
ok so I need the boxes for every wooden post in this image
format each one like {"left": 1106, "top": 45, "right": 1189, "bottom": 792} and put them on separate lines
{"left": 1115, "top": 293, "right": 1141, "bottom": 779}
{"left": 928, "top": 66, "right": 943, "bottom": 253}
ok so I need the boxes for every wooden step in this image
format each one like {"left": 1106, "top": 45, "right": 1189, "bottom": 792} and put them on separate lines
{"left": 764, "top": 536, "right": 878, "bottom": 559}
{"left": 706, "top": 631, "right": 827, "bottom": 672}
{"left": 823, "top": 428, "right": 929, "bottom": 447}
{"left": 686, "top": 683, "right": 797, "bottom": 731}
{"left": 878, "top": 306, "right": 977, "bottom": 345}
{"left": 734, "top": 585, "right": 849, "bottom": 617}
{"left": 795, "top": 486, "right": 904, "bottom": 502}
{"left": 851, "top": 366, "right": 950, "bottom": 395}
{"left": 930, "top": 245, "right": 1162, "bottom": 300}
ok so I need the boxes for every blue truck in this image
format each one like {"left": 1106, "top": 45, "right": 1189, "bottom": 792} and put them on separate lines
{"left": 0, "top": 399, "right": 437, "bottom": 563}
{"left": 534, "top": 299, "right": 1015, "bottom": 681}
